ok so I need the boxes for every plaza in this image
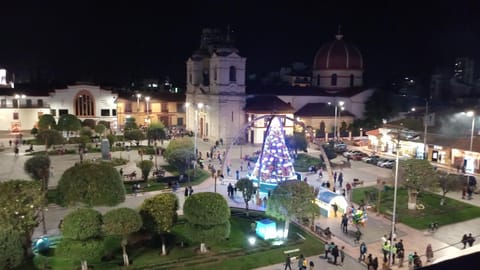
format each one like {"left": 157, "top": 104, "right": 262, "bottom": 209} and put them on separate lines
{"left": 0, "top": 130, "right": 479, "bottom": 269}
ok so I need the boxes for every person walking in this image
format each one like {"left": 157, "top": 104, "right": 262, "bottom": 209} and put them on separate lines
{"left": 188, "top": 186, "right": 193, "bottom": 196}
{"left": 467, "top": 233, "right": 475, "bottom": 247}
{"left": 284, "top": 254, "right": 292, "bottom": 270}
{"left": 184, "top": 187, "right": 189, "bottom": 198}
{"left": 341, "top": 214, "right": 348, "bottom": 233}
{"left": 397, "top": 248, "right": 405, "bottom": 267}
{"left": 359, "top": 242, "right": 367, "bottom": 262}
{"left": 235, "top": 169, "right": 240, "bottom": 180}
{"left": 331, "top": 202, "right": 338, "bottom": 217}
{"left": 308, "top": 260, "right": 314, "bottom": 270}
{"left": 462, "top": 233, "right": 468, "bottom": 249}
{"left": 340, "top": 246, "right": 345, "bottom": 266}
{"left": 331, "top": 244, "right": 339, "bottom": 265}
{"left": 426, "top": 243, "right": 434, "bottom": 262}
{"left": 297, "top": 254, "right": 305, "bottom": 270}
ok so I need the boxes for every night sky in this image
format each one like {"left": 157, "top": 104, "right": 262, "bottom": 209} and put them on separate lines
{"left": 0, "top": 0, "right": 479, "bottom": 87}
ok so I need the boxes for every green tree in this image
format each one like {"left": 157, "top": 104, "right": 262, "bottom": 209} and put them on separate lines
{"left": 137, "top": 160, "right": 154, "bottom": 183}
{"left": 57, "top": 208, "right": 103, "bottom": 270}
{"left": 57, "top": 114, "right": 81, "bottom": 138}
{"left": 106, "top": 134, "right": 117, "bottom": 148}
{"left": 285, "top": 132, "right": 308, "bottom": 154}
{"left": 437, "top": 171, "right": 464, "bottom": 205}
{"left": 363, "top": 88, "right": 397, "bottom": 129}
{"left": 164, "top": 137, "right": 195, "bottom": 175}
{"left": 98, "top": 120, "right": 111, "bottom": 129}
{"left": 183, "top": 192, "right": 230, "bottom": 253}
{"left": 57, "top": 163, "right": 126, "bottom": 207}
{"left": 124, "top": 129, "right": 145, "bottom": 144}
{"left": 79, "top": 126, "right": 93, "bottom": 137}
{"left": 37, "top": 114, "right": 57, "bottom": 130}
{"left": 103, "top": 208, "right": 142, "bottom": 266}
{"left": 140, "top": 193, "right": 178, "bottom": 255}
{"left": 235, "top": 177, "right": 256, "bottom": 215}
{"left": 24, "top": 155, "right": 51, "bottom": 234}
{"left": 147, "top": 121, "right": 167, "bottom": 145}
{"left": 82, "top": 119, "right": 96, "bottom": 129}
{"left": 0, "top": 227, "right": 24, "bottom": 269}
{"left": 31, "top": 127, "right": 38, "bottom": 136}
{"left": 95, "top": 124, "right": 106, "bottom": 137}
{"left": 36, "top": 129, "right": 64, "bottom": 150}
{"left": 397, "top": 159, "right": 438, "bottom": 210}
{"left": 0, "top": 180, "right": 44, "bottom": 257}
{"left": 125, "top": 117, "right": 138, "bottom": 131}
{"left": 266, "top": 180, "right": 319, "bottom": 238}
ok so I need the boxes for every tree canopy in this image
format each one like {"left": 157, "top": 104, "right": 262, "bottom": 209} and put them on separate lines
{"left": 164, "top": 137, "right": 195, "bottom": 174}
{"left": 266, "top": 180, "right": 319, "bottom": 238}
{"left": 103, "top": 207, "right": 142, "bottom": 265}
{"left": 124, "top": 117, "right": 138, "bottom": 131}
{"left": 124, "top": 129, "right": 145, "bottom": 143}
{"left": 95, "top": 124, "right": 106, "bottom": 136}
{"left": 37, "top": 114, "right": 57, "bottom": 130}
{"left": 0, "top": 227, "right": 24, "bottom": 269}
{"left": 57, "top": 163, "right": 126, "bottom": 207}
{"left": 137, "top": 160, "right": 154, "bottom": 182}
{"left": 183, "top": 192, "right": 230, "bottom": 249}
{"left": 235, "top": 178, "right": 256, "bottom": 214}
{"left": 82, "top": 119, "right": 96, "bottom": 129}
{"left": 61, "top": 208, "right": 103, "bottom": 241}
{"left": 24, "top": 155, "right": 51, "bottom": 190}
{"left": 147, "top": 121, "right": 167, "bottom": 142}
{"left": 36, "top": 129, "right": 64, "bottom": 149}
{"left": 0, "top": 180, "right": 44, "bottom": 256}
{"left": 57, "top": 114, "right": 81, "bottom": 132}
{"left": 57, "top": 208, "right": 104, "bottom": 270}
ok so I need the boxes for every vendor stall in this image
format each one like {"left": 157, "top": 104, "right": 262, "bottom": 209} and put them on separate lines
{"left": 315, "top": 187, "right": 348, "bottom": 217}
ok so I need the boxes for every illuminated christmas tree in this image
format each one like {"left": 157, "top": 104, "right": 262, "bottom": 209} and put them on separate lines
{"left": 251, "top": 116, "right": 297, "bottom": 194}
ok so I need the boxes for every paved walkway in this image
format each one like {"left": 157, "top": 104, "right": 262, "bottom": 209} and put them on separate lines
{"left": 1, "top": 135, "right": 478, "bottom": 269}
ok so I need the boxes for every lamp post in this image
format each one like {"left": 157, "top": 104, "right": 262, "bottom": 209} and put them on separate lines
{"left": 136, "top": 93, "right": 141, "bottom": 112}
{"left": 145, "top": 96, "right": 151, "bottom": 126}
{"left": 389, "top": 131, "right": 401, "bottom": 267}
{"left": 464, "top": 111, "right": 475, "bottom": 152}
{"left": 328, "top": 100, "right": 344, "bottom": 141}
{"left": 423, "top": 100, "right": 429, "bottom": 159}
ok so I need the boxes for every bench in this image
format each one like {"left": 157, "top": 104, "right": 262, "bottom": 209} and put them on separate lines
{"left": 352, "top": 178, "right": 364, "bottom": 187}
{"left": 314, "top": 224, "right": 333, "bottom": 240}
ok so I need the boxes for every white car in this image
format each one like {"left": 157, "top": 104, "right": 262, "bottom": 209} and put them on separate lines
{"left": 379, "top": 159, "right": 395, "bottom": 168}
{"left": 343, "top": 150, "right": 361, "bottom": 158}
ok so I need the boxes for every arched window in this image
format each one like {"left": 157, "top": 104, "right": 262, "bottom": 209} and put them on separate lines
{"left": 75, "top": 91, "right": 95, "bottom": 117}
{"left": 316, "top": 75, "right": 320, "bottom": 85}
{"left": 202, "top": 69, "right": 210, "bottom": 85}
{"left": 229, "top": 66, "right": 236, "bottom": 82}
{"left": 189, "top": 73, "right": 192, "bottom": 84}
{"left": 320, "top": 121, "right": 326, "bottom": 132}
{"left": 331, "top": 74, "right": 337, "bottom": 86}
{"left": 350, "top": 74, "right": 354, "bottom": 87}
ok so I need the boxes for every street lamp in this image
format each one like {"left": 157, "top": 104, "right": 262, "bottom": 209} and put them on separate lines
{"left": 462, "top": 111, "right": 475, "bottom": 152}
{"left": 145, "top": 96, "right": 151, "bottom": 126}
{"left": 328, "top": 100, "right": 344, "bottom": 141}
{"left": 136, "top": 93, "right": 142, "bottom": 112}
{"left": 389, "top": 132, "right": 401, "bottom": 267}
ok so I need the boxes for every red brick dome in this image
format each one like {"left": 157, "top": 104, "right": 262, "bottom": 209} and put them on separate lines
{"left": 313, "top": 34, "right": 363, "bottom": 70}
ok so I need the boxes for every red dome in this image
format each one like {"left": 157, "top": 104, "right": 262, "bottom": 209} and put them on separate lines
{"left": 313, "top": 35, "right": 363, "bottom": 70}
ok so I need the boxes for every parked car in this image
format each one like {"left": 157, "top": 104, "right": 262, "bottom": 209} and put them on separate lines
{"left": 351, "top": 152, "right": 369, "bottom": 161}
{"left": 376, "top": 158, "right": 390, "bottom": 166}
{"left": 362, "top": 155, "right": 379, "bottom": 163}
{"left": 334, "top": 143, "right": 348, "bottom": 153}
{"left": 378, "top": 159, "right": 395, "bottom": 168}
{"left": 343, "top": 150, "right": 362, "bottom": 158}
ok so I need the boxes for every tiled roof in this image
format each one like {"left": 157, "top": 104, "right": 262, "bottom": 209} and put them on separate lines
{"left": 244, "top": 95, "right": 295, "bottom": 113}
{"left": 295, "top": 103, "right": 355, "bottom": 117}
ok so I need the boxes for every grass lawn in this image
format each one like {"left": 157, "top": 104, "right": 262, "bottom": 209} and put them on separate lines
{"left": 23, "top": 210, "right": 323, "bottom": 270}
{"left": 294, "top": 153, "right": 323, "bottom": 172}
{"left": 352, "top": 186, "right": 480, "bottom": 229}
